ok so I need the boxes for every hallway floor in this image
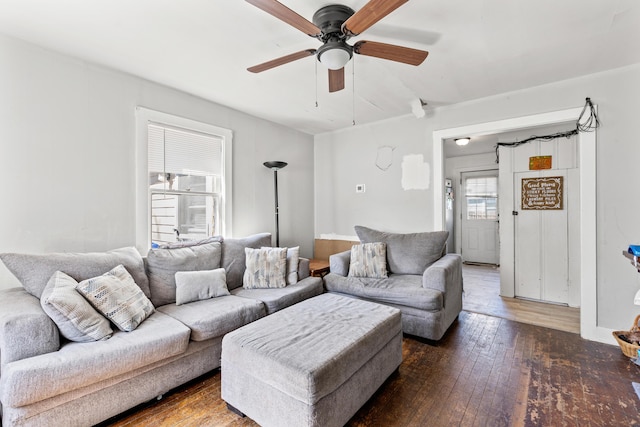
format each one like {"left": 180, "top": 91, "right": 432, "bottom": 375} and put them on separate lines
{"left": 462, "top": 263, "right": 580, "bottom": 334}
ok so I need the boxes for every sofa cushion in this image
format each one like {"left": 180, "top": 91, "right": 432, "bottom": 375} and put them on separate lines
{"left": 231, "top": 276, "right": 324, "bottom": 314}
{"left": 175, "top": 268, "right": 230, "bottom": 305}
{"left": 348, "top": 242, "right": 388, "bottom": 279}
{"left": 41, "top": 271, "right": 113, "bottom": 342}
{"left": 0, "top": 311, "right": 190, "bottom": 408}
{"left": 76, "top": 265, "right": 155, "bottom": 332}
{"left": 221, "top": 233, "right": 272, "bottom": 290}
{"left": 146, "top": 240, "right": 222, "bottom": 307}
{"left": 157, "top": 295, "right": 265, "bottom": 341}
{"left": 324, "top": 273, "right": 443, "bottom": 311}
{"left": 243, "top": 247, "right": 288, "bottom": 289}
{"left": 354, "top": 226, "right": 449, "bottom": 275}
{"left": 0, "top": 247, "right": 150, "bottom": 299}
{"left": 157, "top": 235, "right": 223, "bottom": 249}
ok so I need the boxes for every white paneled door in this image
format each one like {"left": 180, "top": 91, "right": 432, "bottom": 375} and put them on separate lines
{"left": 461, "top": 171, "right": 500, "bottom": 265}
{"left": 514, "top": 170, "right": 569, "bottom": 304}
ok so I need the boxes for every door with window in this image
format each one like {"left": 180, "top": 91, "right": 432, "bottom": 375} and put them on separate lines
{"left": 461, "top": 171, "right": 500, "bottom": 265}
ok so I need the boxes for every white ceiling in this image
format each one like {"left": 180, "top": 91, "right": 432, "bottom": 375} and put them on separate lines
{"left": 443, "top": 122, "right": 574, "bottom": 158}
{"left": 1, "top": 0, "right": 639, "bottom": 135}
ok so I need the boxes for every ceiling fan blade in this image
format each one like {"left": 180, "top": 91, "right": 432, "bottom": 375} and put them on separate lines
{"left": 245, "top": 0, "right": 321, "bottom": 37}
{"left": 342, "top": 0, "right": 408, "bottom": 36}
{"left": 328, "top": 68, "right": 345, "bottom": 93}
{"left": 354, "top": 40, "right": 428, "bottom": 66}
{"left": 248, "top": 49, "right": 316, "bottom": 73}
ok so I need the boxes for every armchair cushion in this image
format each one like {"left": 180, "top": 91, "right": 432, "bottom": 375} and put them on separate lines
{"left": 355, "top": 226, "right": 448, "bottom": 275}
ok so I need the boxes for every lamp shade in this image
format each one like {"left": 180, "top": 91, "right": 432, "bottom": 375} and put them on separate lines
{"left": 263, "top": 161, "right": 288, "bottom": 170}
{"left": 455, "top": 138, "right": 471, "bottom": 146}
{"left": 317, "top": 40, "right": 353, "bottom": 70}
{"left": 319, "top": 48, "right": 351, "bottom": 70}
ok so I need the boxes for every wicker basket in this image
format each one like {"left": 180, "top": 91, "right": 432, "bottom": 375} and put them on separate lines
{"left": 612, "top": 314, "right": 640, "bottom": 358}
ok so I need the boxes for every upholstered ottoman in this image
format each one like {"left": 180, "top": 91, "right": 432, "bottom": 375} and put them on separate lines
{"left": 221, "top": 293, "right": 402, "bottom": 427}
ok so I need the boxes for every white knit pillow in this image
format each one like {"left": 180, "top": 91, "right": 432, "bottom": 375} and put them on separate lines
{"left": 262, "top": 246, "right": 299, "bottom": 285}
{"left": 348, "top": 242, "right": 388, "bottom": 279}
{"left": 76, "top": 264, "right": 155, "bottom": 332}
{"left": 243, "top": 247, "right": 288, "bottom": 289}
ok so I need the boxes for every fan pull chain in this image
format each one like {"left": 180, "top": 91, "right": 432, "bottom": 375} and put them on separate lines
{"left": 352, "top": 59, "right": 356, "bottom": 126}
{"left": 315, "top": 59, "right": 319, "bottom": 108}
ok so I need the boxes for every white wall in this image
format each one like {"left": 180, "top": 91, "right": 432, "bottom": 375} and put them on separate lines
{"left": 0, "top": 33, "right": 315, "bottom": 290}
{"left": 314, "top": 63, "right": 640, "bottom": 331}
{"left": 314, "top": 115, "right": 434, "bottom": 238}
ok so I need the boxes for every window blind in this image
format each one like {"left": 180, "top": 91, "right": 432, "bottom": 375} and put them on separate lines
{"left": 148, "top": 123, "right": 223, "bottom": 177}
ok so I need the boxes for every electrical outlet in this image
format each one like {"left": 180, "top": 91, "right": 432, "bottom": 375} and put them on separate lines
{"left": 356, "top": 184, "right": 365, "bottom": 193}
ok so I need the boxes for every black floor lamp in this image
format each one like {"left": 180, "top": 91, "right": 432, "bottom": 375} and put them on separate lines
{"left": 263, "top": 161, "right": 288, "bottom": 247}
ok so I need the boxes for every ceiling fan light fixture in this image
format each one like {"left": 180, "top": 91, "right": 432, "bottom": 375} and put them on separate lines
{"left": 317, "top": 40, "right": 353, "bottom": 70}
{"left": 455, "top": 137, "right": 471, "bottom": 146}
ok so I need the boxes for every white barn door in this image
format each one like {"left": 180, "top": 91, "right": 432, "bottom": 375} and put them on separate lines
{"left": 514, "top": 170, "right": 570, "bottom": 304}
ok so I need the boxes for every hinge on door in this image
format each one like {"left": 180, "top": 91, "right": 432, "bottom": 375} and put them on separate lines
{"left": 512, "top": 211, "right": 519, "bottom": 215}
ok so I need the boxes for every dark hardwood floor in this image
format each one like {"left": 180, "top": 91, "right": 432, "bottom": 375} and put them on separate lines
{"left": 104, "top": 311, "right": 640, "bottom": 427}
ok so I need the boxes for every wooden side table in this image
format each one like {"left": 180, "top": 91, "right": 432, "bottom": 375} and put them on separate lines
{"left": 309, "top": 259, "right": 330, "bottom": 278}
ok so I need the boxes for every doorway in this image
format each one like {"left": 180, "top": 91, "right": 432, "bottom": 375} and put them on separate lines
{"left": 460, "top": 170, "right": 499, "bottom": 265}
{"left": 434, "top": 106, "right": 599, "bottom": 341}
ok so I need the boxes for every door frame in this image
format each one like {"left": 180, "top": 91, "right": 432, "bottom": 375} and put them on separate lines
{"left": 432, "top": 107, "right": 604, "bottom": 343}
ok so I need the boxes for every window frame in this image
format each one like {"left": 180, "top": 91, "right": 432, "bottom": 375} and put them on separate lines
{"left": 135, "top": 107, "right": 232, "bottom": 252}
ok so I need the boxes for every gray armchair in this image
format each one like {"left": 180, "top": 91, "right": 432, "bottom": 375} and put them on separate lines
{"left": 323, "top": 226, "right": 463, "bottom": 341}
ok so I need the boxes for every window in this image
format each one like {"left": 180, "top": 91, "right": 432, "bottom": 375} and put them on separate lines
{"left": 465, "top": 176, "right": 498, "bottom": 220}
{"left": 136, "top": 108, "right": 232, "bottom": 250}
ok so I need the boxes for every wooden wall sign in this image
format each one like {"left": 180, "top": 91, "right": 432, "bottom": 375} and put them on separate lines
{"left": 529, "top": 155, "right": 552, "bottom": 170}
{"left": 522, "top": 176, "right": 564, "bottom": 210}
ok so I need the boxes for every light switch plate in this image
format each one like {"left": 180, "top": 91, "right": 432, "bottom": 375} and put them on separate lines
{"left": 356, "top": 184, "right": 365, "bottom": 193}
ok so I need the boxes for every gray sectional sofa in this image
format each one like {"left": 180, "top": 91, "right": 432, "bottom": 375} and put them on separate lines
{"left": 323, "top": 226, "right": 463, "bottom": 341}
{"left": 0, "top": 233, "right": 323, "bottom": 427}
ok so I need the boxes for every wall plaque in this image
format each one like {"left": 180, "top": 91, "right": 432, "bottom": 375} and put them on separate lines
{"left": 521, "top": 176, "right": 563, "bottom": 210}
{"left": 529, "top": 155, "right": 552, "bottom": 170}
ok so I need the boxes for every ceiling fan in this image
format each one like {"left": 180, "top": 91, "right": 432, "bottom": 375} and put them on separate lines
{"left": 246, "top": 0, "right": 429, "bottom": 93}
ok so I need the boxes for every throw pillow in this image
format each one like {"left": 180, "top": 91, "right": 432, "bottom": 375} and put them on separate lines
{"left": 262, "top": 246, "right": 299, "bottom": 285}
{"left": 41, "top": 271, "right": 113, "bottom": 342}
{"left": 76, "top": 264, "right": 155, "bottom": 332}
{"left": 286, "top": 246, "right": 300, "bottom": 285}
{"left": 174, "top": 268, "right": 230, "bottom": 305}
{"left": 348, "top": 242, "right": 388, "bottom": 279}
{"left": 146, "top": 240, "right": 222, "bottom": 307}
{"left": 354, "top": 226, "right": 449, "bottom": 275}
{"left": 221, "top": 233, "right": 272, "bottom": 290}
{"left": 0, "top": 246, "right": 150, "bottom": 299}
{"left": 243, "top": 247, "right": 288, "bottom": 289}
